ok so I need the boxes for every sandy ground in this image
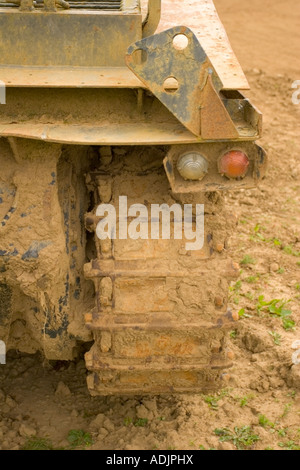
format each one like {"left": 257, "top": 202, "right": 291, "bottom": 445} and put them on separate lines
{"left": 215, "top": 0, "right": 300, "bottom": 79}
{"left": 1, "top": 0, "right": 300, "bottom": 451}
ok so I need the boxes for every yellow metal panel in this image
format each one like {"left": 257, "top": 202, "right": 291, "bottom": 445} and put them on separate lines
{"left": 155, "top": 0, "right": 249, "bottom": 90}
{"left": 0, "top": 122, "right": 195, "bottom": 144}
{"left": 0, "top": 66, "right": 145, "bottom": 88}
{"left": 0, "top": 9, "right": 142, "bottom": 67}
{"left": 0, "top": 122, "right": 259, "bottom": 145}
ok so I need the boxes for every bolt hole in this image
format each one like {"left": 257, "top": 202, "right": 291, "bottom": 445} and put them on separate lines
{"left": 163, "top": 77, "right": 179, "bottom": 94}
{"left": 131, "top": 48, "right": 148, "bottom": 65}
{"left": 172, "top": 34, "right": 189, "bottom": 51}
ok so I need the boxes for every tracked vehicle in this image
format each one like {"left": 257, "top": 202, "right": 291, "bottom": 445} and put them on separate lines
{"left": 0, "top": 0, "right": 266, "bottom": 394}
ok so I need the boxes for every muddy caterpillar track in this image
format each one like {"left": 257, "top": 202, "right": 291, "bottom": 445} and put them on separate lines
{"left": 83, "top": 146, "right": 239, "bottom": 395}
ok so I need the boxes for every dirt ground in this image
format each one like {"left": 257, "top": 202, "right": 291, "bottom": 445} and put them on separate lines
{"left": 1, "top": 0, "right": 300, "bottom": 451}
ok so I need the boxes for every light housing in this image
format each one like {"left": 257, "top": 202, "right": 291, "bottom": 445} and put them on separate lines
{"left": 219, "top": 150, "right": 249, "bottom": 179}
{"left": 176, "top": 152, "right": 209, "bottom": 181}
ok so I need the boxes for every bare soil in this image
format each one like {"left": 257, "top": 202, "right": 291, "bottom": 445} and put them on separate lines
{"left": 1, "top": 0, "right": 300, "bottom": 451}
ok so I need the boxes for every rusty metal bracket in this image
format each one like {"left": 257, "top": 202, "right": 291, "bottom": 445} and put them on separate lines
{"left": 126, "top": 26, "right": 221, "bottom": 137}
{"left": 200, "top": 75, "right": 239, "bottom": 140}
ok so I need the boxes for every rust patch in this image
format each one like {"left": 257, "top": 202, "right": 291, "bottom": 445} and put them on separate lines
{"left": 201, "top": 76, "right": 239, "bottom": 140}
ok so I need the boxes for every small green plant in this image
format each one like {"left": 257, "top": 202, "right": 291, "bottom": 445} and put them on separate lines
{"left": 240, "top": 255, "right": 256, "bottom": 266}
{"left": 258, "top": 414, "right": 275, "bottom": 429}
{"left": 238, "top": 308, "right": 252, "bottom": 319}
{"left": 252, "top": 224, "right": 267, "bottom": 242}
{"left": 269, "top": 331, "right": 282, "bottom": 346}
{"left": 237, "top": 393, "right": 255, "bottom": 408}
{"left": 214, "top": 426, "right": 260, "bottom": 450}
{"left": 229, "top": 281, "right": 242, "bottom": 305}
{"left": 244, "top": 292, "right": 255, "bottom": 301}
{"left": 67, "top": 430, "right": 93, "bottom": 449}
{"left": 203, "top": 395, "right": 219, "bottom": 410}
{"left": 230, "top": 330, "right": 238, "bottom": 339}
{"left": 202, "top": 389, "right": 229, "bottom": 410}
{"left": 231, "top": 280, "right": 242, "bottom": 292}
{"left": 134, "top": 418, "right": 149, "bottom": 427}
{"left": 271, "top": 239, "right": 300, "bottom": 257}
{"left": 277, "top": 267, "right": 285, "bottom": 274}
{"left": 282, "top": 317, "right": 296, "bottom": 331}
{"left": 278, "top": 441, "right": 300, "bottom": 451}
{"left": 240, "top": 397, "right": 249, "bottom": 408}
{"left": 245, "top": 275, "right": 260, "bottom": 284}
{"left": 124, "top": 417, "right": 133, "bottom": 426}
{"left": 257, "top": 296, "right": 295, "bottom": 331}
{"left": 283, "top": 245, "right": 293, "bottom": 255}
{"left": 281, "top": 403, "right": 293, "bottom": 419}
{"left": 257, "top": 296, "right": 290, "bottom": 315}
{"left": 283, "top": 245, "right": 300, "bottom": 257}
{"left": 277, "top": 429, "right": 287, "bottom": 437}
{"left": 273, "top": 238, "right": 282, "bottom": 247}
{"left": 21, "top": 437, "right": 54, "bottom": 451}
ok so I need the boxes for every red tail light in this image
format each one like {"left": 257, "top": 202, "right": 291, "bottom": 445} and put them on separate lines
{"left": 219, "top": 150, "right": 249, "bottom": 179}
